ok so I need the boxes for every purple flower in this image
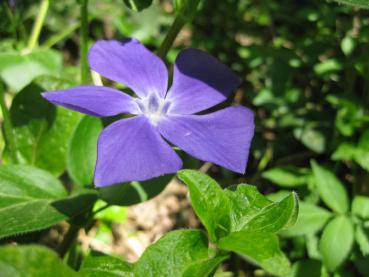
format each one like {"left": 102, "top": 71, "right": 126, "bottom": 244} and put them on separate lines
{"left": 42, "top": 39, "right": 254, "bottom": 187}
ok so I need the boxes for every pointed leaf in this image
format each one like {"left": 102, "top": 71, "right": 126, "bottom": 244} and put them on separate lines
{"left": 218, "top": 231, "right": 291, "bottom": 276}
{"left": 352, "top": 196, "right": 369, "bottom": 219}
{"left": 311, "top": 160, "right": 349, "bottom": 213}
{"left": 319, "top": 216, "right": 354, "bottom": 271}
{"left": 262, "top": 166, "right": 310, "bottom": 187}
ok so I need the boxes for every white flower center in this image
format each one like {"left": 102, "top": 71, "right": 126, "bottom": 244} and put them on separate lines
{"left": 138, "top": 94, "right": 170, "bottom": 125}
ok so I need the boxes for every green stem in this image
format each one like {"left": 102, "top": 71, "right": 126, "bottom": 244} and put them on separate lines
{"left": 0, "top": 82, "right": 17, "bottom": 163}
{"left": 80, "top": 0, "right": 90, "bottom": 84}
{"left": 58, "top": 224, "right": 80, "bottom": 258}
{"left": 44, "top": 22, "right": 80, "bottom": 49}
{"left": 27, "top": 0, "right": 49, "bottom": 51}
{"left": 157, "top": 16, "right": 186, "bottom": 59}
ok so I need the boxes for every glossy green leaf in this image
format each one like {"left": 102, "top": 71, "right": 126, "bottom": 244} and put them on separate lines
{"left": 240, "top": 191, "right": 299, "bottom": 233}
{"left": 218, "top": 231, "right": 291, "bottom": 276}
{"left": 9, "top": 84, "right": 80, "bottom": 175}
{"left": 311, "top": 160, "right": 349, "bottom": 213}
{"left": 0, "top": 165, "right": 97, "bottom": 239}
{"left": 177, "top": 170, "right": 230, "bottom": 241}
{"left": 123, "top": 0, "right": 152, "bottom": 11}
{"left": 99, "top": 175, "right": 172, "bottom": 206}
{"left": 319, "top": 216, "right": 354, "bottom": 272}
{"left": 80, "top": 253, "right": 133, "bottom": 277}
{"left": 0, "top": 49, "right": 62, "bottom": 92}
{"left": 262, "top": 166, "right": 310, "bottom": 187}
{"left": 352, "top": 196, "right": 369, "bottom": 219}
{"left": 281, "top": 202, "right": 332, "bottom": 237}
{"left": 0, "top": 245, "right": 78, "bottom": 277}
{"left": 134, "top": 229, "right": 212, "bottom": 277}
{"left": 332, "top": 0, "right": 369, "bottom": 9}
{"left": 67, "top": 116, "right": 102, "bottom": 187}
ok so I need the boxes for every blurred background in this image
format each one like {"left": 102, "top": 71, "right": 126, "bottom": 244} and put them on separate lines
{"left": 1, "top": 0, "right": 369, "bottom": 276}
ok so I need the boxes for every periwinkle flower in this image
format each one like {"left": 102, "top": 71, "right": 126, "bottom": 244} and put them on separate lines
{"left": 42, "top": 39, "right": 254, "bottom": 187}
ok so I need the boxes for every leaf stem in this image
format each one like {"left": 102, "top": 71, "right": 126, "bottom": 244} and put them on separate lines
{"left": 27, "top": 0, "right": 49, "bottom": 51}
{"left": 80, "top": 0, "right": 90, "bottom": 84}
{"left": 157, "top": 16, "right": 186, "bottom": 59}
{"left": 0, "top": 81, "right": 17, "bottom": 163}
{"left": 58, "top": 224, "right": 80, "bottom": 258}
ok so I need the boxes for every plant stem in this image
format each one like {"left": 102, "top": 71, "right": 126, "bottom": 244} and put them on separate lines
{"left": 0, "top": 82, "right": 17, "bottom": 163}
{"left": 44, "top": 22, "right": 80, "bottom": 49}
{"left": 27, "top": 0, "right": 49, "bottom": 51}
{"left": 58, "top": 224, "right": 80, "bottom": 258}
{"left": 80, "top": 0, "right": 90, "bottom": 84}
{"left": 157, "top": 16, "right": 186, "bottom": 59}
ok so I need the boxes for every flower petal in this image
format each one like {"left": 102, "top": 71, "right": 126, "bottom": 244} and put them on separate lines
{"left": 88, "top": 39, "right": 168, "bottom": 98}
{"left": 94, "top": 115, "right": 182, "bottom": 187}
{"left": 166, "top": 49, "right": 241, "bottom": 114}
{"left": 158, "top": 106, "right": 254, "bottom": 173}
{"left": 42, "top": 85, "right": 139, "bottom": 117}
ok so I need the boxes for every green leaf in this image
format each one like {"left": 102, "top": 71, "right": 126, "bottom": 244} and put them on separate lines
{"left": 352, "top": 196, "right": 369, "bottom": 219}
{"left": 133, "top": 229, "right": 212, "bottom": 277}
{"left": 182, "top": 256, "right": 228, "bottom": 277}
{"left": 341, "top": 36, "right": 356, "bottom": 56}
{"left": 177, "top": 170, "right": 230, "bottom": 242}
{"left": 123, "top": 0, "right": 152, "bottom": 11}
{"left": 319, "top": 216, "right": 354, "bottom": 272}
{"left": 0, "top": 49, "right": 62, "bottom": 92}
{"left": 67, "top": 116, "right": 102, "bottom": 187}
{"left": 241, "top": 192, "right": 299, "bottom": 233}
{"left": 355, "top": 225, "right": 369, "bottom": 256}
{"left": 332, "top": 0, "right": 369, "bottom": 9}
{"left": 179, "top": 170, "right": 299, "bottom": 240}
{"left": 287, "top": 260, "right": 322, "bottom": 277}
{"left": 218, "top": 231, "right": 291, "bottom": 276}
{"left": 313, "top": 59, "right": 342, "bottom": 76}
{"left": 354, "top": 130, "right": 369, "bottom": 172}
{"left": 281, "top": 202, "right": 332, "bottom": 237}
{"left": 99, "top": 175, "right": 172, "bottom": 206}
{"left": 0, "top": 245, "right": 77, "bottom": 277}
{"left": 0, "top": 165, "right": 96, "bottom": 239}
{"left": 262, "top": 166, "right": 310, "bottom": 187}
{"left": 293, "top": 126, "right": 326, "bottom": 153}
{"left": 9, "top": 84, "right": 80, "bottom": 175}
{"left": 311, "top": 160, "right": 349, "bottom": 213}
{"left": 80, "top": 252, "right": 133, "bottom": 277}
{"left": 331, "top": 143, "right": 357, "bottom": 161}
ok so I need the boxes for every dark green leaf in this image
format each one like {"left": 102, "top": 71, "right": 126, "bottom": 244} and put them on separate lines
{"left": 9, "top": 84, "right": 80, "bottom": 175}
{"left": 123, "top": 0, "right": 152, "bottom": 11}
{"left": 80, "top": 252, "right": 133, "bottom": 277}
{"left": 218, "top": 231, "right": 291, "bottom": 276}
{"left": 0, "top": 165, "right": 97, "bottom": 239}
{"left": 354, "top": 130, "right": 369, "bottom": 172}
{"left": 67, "top": 116, "right": 102, "bottom": 187}
{"left": 177, "top": 170, "right": 230, "bottom": 241}
{"left": 319, "top": 216, "right": 354, "bottom": 272}
{"left": 332, "top": 0, "right": 369, "bottom": 9}
{"left": 281, "top": 202, "right": 332, "bottom": 237}
{"left": 0, "top": 49, "right": 62, "bottom": 92}
{"left": 287, "top": 260, "right": 322, "bottom": 277}
{"left": 262, "top": 166, "right": 310, "bottom": 187}
{"left": 352, "top": 196, "right": 369, "bottom": 219}
{"left": 134, "top": 229, "right": 210, "bottom": 277}
{"left": 99, "top": 175, "right": 172, "bottom": 206}
{"left": 311, "top": 160, "right": 349, "bottom": 213}
{"left": 0, "top": 245, "right": 78, "bottom": 277}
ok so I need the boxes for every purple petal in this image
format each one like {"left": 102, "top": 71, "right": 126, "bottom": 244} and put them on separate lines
{"left": 42, "top": 85, "right": 139, "bottom": 117}
{"left": 94, "top": 115, "right": 182, "bottom": 187}
{"left": 158, "top": 106, "right": 254, "bottom": 173}
{"left": 88, "top": 39, "right": 168, "bottom": 98}
{"left": 166, "top": 49, "right": 241, "bottom": 114}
